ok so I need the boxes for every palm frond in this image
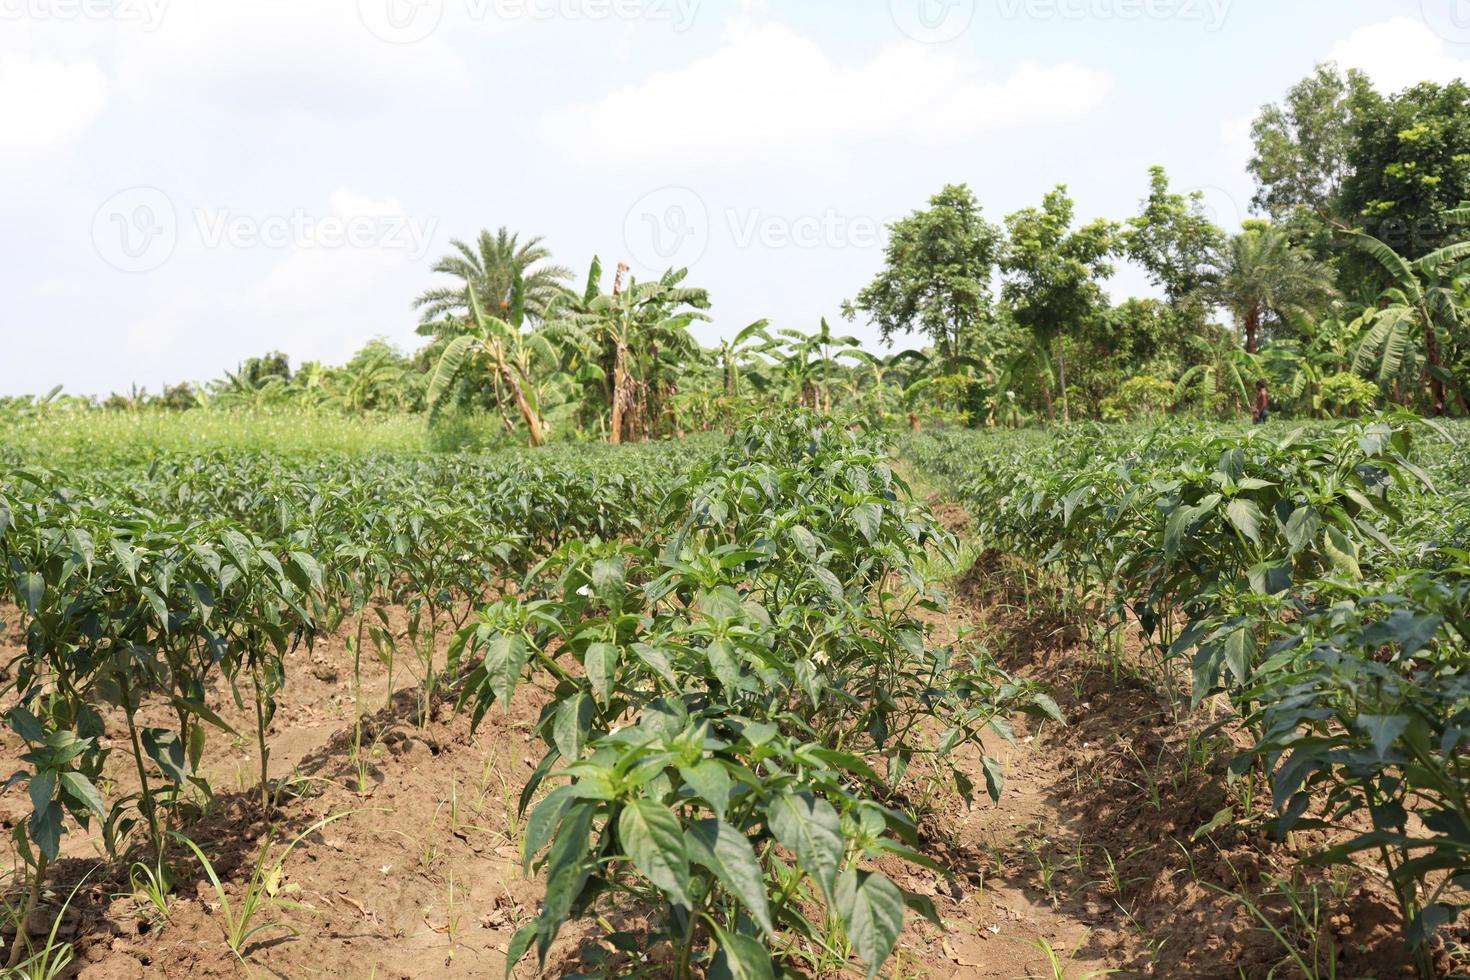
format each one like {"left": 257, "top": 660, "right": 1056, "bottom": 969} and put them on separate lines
{"left": 426, "top": 334, "right": 479, "bottom": 414}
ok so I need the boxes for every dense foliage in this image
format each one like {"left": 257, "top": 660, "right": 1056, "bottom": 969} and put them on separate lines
{"left": 906, "top": 417, "right": 1470, "bottom": 975}
{"left": 0, "top": 414, "right": 1055, "bottom": 976}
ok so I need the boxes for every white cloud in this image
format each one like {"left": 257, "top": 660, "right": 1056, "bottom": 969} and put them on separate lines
{"left": 538, "top": 20, "right": 1114, "bottom": 171}
{"left": 219, "top": 189, "right": 434, "bottom": 361}
{"left": 111, "top": 0, "right": 472, "bottom": 111}
{"left": 0, "top": 55, "right": 109, "bottom": 170}
{"left": 1329, "top": 16, "right": 1470, "bottom": 93}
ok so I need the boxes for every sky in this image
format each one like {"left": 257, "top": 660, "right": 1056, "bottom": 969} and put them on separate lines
{"left": 2, "top": 0, "right": 1469, "bottom": 397}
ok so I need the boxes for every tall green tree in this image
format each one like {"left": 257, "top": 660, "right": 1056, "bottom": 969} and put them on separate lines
{"left": 1202, "top": 222, "right": 1339, "bottom": 356}
{"left": 999, "top": 186, "right": 1119, "bottom": 422}
{"left": 414, "top": 228, "right": 572, "bottom": 325}
{"left": 1248, "top": 63, "right": 1373, "bottom": 227}
{"left": 1125, "top": 166, "right": 1227, "bottom": 304}
{"left": 1342, "top": 80, "right": 1470, "bottom": 260}
{"left": 842, "top": 184, "right": 1002, "bottom": 370}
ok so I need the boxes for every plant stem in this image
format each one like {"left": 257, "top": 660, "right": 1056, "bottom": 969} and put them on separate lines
{"left": 5, "top": 851, "right": 47, "bottom": 969}
{"left": 254, "top": 666, "right": 272, "bottom": 818}
{"left": 122, "top": 695, "right": 165, "bottom": 864}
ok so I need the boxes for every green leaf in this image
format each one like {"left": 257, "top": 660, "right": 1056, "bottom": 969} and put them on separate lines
{"left": 851, "top": 503, "right": 883, "bottom": 543}
{"left": 1223, "top": 627, "right": 1255, "bottom": 686}
{"left": 483, "top": 633, "right": 528, "bottom": 710}
{"left": 142, "top": 728, "right": 188, "bottom": 784}
{"left": 706, "top": 637, "right": 742, "bottom": 690}
{"left": 505, "top": 921, "right": 537, "bottom": 977}
{"left": 585, "top": 642, "right": 616, "bottom": 705}
{"left": 1287, "top": 511, "right": 1323, "bottom": 555}
{"left": 553, "top": 694, "right": 593, "bottom": 763}
{"left": 59, "top": 771, "right": 105, "bottom": 820}
{"left": 789, "top": 525, "right": 819, "bottom": 561}
{"left": 835, "top": 869, "right": 905, "bottom": 978}
{"left": 1323, "top": 526, "right": 1362, "bottom": 579}
{"left": 7, "top": 706, "right": 44, "bottom": 743}
{"left": 538, "top": 802, "right": 595, "bottom": 961}
{"left": 1356, "top": 714, "right": 1409, "bottom": 760}
{"left": 522, "top": 784, "right": 577, "bottom": 873}
{"left": 709, "top": 927, "right": 775, "bottom": 980}
{"left": 1226, "top": 498, "right": 1263, "bottom": 546}
{"left": 287, "top": 551, "right": 323, "bottom": 592}
{"left": 767, "top": 792, "right": 843, "bottom": 900}
{"left": 28, "top": 800, "right": 62, "bottom": 861}
{"left": 981, "top": 755, "right": 1005, "bottom": 804}
{"left": 1192, "top": 806, "right": 1234, "bottom": 841}
{"left": 688, "top": 818, "right": 774, "bottom": 937}
{"left": 679, "top": 760, "right": 732, "bottom": 817}
{"left": 16, "top": 572, "right": 43, "bottom": 615}
{"left": 28, "top": 769, "right": 56, "bottom": 816}
{"left": 617, "top": 800, "right": 690, "bottom": 906}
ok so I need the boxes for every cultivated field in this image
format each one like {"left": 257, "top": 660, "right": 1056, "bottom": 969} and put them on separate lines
{"left": 1, "top": 412, "right": 1466, "bottom": 978}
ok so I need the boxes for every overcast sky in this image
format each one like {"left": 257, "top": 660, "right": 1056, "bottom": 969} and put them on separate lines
{"left": 2, "top": 0, "right": 1467, "bottom": 397}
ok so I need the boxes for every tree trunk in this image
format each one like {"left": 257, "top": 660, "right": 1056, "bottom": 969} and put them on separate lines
{"left": 1040, "top": 372, "right": 1055, "bottom": 423}
{"left": 1057, "top": 343, "right": 1070, "bottom": 424}
{"left": 491, "top": 372, "right": 515, "bottom": 435}
{"left": 610, "top": 343, "right": 628, "bottom": 445}
{"left": 1245, "top": 306, "right": 1261, "bottom": 355}
{"left": 1423, "top": 320, "right": 1447, "bottom": 417}
{"left": 500, "top": 365, "right": 544, "bottom": 447}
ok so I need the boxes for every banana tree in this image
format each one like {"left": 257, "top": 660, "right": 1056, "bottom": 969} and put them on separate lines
{"left": 547, "top": 264, "right": 709, "bottom": 444}
{"left": 1348, "top": 214, "right": 1470, "bottom": 416}
{"left": 845, "top": 348, "right": 928, "bottom": 420}
{"left": 1176, "top": 346, "right": 1262, "bottom": 414}
{"left": 762, "top": 321, "right": 863, "bottom": 411}
{"left": 426, "top": 274, "right": 550, "bottom": 446}
{"left": 715, "top": 320, "right": 771, "bottom": 401}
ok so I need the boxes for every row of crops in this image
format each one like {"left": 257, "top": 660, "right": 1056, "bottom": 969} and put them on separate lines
{"left": 905, "top": 415, "right": 1470, "bottom": 976}
{"left": 1, "top": 414, "right": 1057, "bottom": 976}
{"left": 0, "top": 437, "right": 704, "bottom": 965}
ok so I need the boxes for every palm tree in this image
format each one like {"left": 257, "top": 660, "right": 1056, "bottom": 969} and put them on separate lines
{"left": 1348, "top": 211, "right": 1470, "bottom": 416}
{"left": 1203, "top": 225, "right": 1339, "bottom": 356}
{"left": 425, "top": 274, "right": 555, "bottom": 446}
{"left": 414, "top": 228, "right": 572, "bottom": 326}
